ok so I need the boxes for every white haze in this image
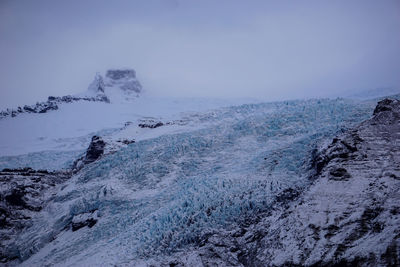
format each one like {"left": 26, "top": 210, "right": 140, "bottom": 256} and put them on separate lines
{"left": 0, "top": 0, "right": 399, "bottom": 109}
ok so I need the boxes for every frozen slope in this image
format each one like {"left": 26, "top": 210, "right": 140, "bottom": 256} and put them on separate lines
{"left": 0, "top": 96, "right": 260, "bottom": 169}
{"left": 0, "top": 68, "right": 258, "bottom": 167}
{"left": 6, "top": 98, "right": 378, "bottom": 266}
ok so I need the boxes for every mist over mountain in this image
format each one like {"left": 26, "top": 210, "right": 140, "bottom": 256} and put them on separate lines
{"left": 1, "top": 1, "right": 400, "bottom": 266}
{"left": 0, "top": 66, "right": 399, "bottom": 266}
{"left": 1, "top": 1, "right": 400, "bottom": 108}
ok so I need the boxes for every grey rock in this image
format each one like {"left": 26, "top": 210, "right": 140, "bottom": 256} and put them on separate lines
{"left": 83, "top": 136, "right": 106, "bottom": 164}
{"left": 71, "top": 210, "right": 99, "bottom": 231}
{"left": 106, "top": 69, "right": 136, "bottom": 80}
{"left": 0, "top": 168, "right": 71, "bottom": 263}
{"left": 72, "top": 135, "right": 106, "bottom": 172}
{"left": 104, "top": 68, "right": 142, "bottom": 94}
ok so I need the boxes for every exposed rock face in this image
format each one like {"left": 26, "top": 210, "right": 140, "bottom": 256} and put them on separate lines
{"left": 138, "top": 119, "right": 164, "bottom": 129}
{"left": 137, "top": 118, "right": 188, "bottom": 129}
{"left": 104, "top": 69, "right": 142, "bottom": 96}
{"left": 72, "top": 136, "right": 106, "bottom": 172}
{"left": 87, "top": 72, "right": 106, "bottom": 94}
{"left": 154, "top": 98, "right": 400, "bottom": 266}
{"left": 0, "top": 168, "right": 71, "bottom": 263}
{"left": 106, "top": 69, "right": 136, "bottom": 80}
{"left": 373, "top": 98, "right": 399, "bottom": 115}
{"left": 71, "top": 210, "right": 100, "bottom": 231}
{"left": 84, "top": 135, "right": 106, "bottom": 164}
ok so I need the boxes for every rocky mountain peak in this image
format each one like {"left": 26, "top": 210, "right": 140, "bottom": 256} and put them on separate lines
{"left": 87, "top": 72, "right": 106, "bottom": 94}
{"left": 103, "top": 68, "right": 142, "bottom": 95}
{"left": 105, "top": 69, "right": 136, "bottom": 80}
{"left": 0, "top": 68, "right": 142, "bottom": 119}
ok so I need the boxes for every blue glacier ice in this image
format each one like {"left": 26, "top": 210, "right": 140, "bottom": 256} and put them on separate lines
{"left": 13, "top": 98, "right": 379, "bottom": 265}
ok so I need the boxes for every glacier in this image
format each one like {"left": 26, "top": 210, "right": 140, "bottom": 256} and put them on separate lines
{"left": 2, "top": 97, "right": 381, "bottom": 266}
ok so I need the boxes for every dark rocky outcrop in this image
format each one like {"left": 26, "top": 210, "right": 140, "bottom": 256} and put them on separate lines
{"left": 0, "top": 94, "right": 110, "bottom": 120}
{"left": 138, "top": 119, "right": 164, "bottom": 129}
{"left": 106, "top": 69, "right": 136, "bottom": 80}
{"left": 83, "top": 136, "right": 106, "bottom": 164}
{"left": 0, "top": 168, "right": 71, "bottom": 263}
{"left": 105, "top": 69, "right": 142, "bottom": 94}
{"left": 71, "top": 210, "right": 99, "bottom": 231}
{"left": 72, "top": 136, "right": 106, "bottom": 172}
{"left": 137, "top": 118, "right": 189, "bottom": 129}
{"left": 116, "top": 139, "right": 135, "bottom": 145}
{"left": 329, "top": 167, "right": 351, "bottom": 180}
{"left": 373, "top": 98, "right": 399, "bottom": 115}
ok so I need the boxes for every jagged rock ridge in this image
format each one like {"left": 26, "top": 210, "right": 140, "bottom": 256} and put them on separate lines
{"left": 0, "top": 168, "right": 71, "bottom": 263}
{"left": 0, "top": 93, "right": 110, "bottom": 120}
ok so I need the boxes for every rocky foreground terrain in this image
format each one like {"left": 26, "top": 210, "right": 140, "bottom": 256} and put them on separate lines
{"left": 151, "top": 99, "right": 400, "bottom": 266}
{"left": 0, "top": 168, "right": 71, "bottom": 263}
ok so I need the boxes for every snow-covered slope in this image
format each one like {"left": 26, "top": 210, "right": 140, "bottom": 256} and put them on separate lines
{"left": 1, "top": 68, "right": 399, "bottom": 266}
{"left": 1, "top": 96, "right": 381, "bottom": 266}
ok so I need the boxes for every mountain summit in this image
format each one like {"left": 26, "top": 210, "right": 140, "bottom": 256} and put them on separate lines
{"left": 85, "top": 69, "right": 142, "bottom": 102}
{"left": 0, "top": 68, "right": 143, "bottom": 119}
{"left": 105, "top": 69, "right": 142, "bottom": 94}
{"left": 102, "top": 69, "right": 142, "bottom": 102}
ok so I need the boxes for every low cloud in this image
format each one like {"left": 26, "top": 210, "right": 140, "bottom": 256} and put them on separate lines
{"left": 0, "top": 0, "right": 399, "bottom": 108}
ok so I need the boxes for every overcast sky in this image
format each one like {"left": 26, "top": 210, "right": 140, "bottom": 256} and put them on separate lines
{"left": 0, "top": 0, "right": 399, "bottom": 109}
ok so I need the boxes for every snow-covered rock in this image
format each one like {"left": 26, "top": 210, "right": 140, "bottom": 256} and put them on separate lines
{"left": 103, "top": 69, "right": 142, "bottom": 103}
{"left": 85, "top": 73, "right": 106, "bottom": 95}
{"left": 71, "top": 210, "right": 100, "bottom": 232}
{"left": 0, "top": 168, "right": 71, "bottom": 264}
{"left": 72, "top": 135, "right": 106, "bottom": 171}
{"left": 0, "top": 68, "right": 143, "bottom": 120}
